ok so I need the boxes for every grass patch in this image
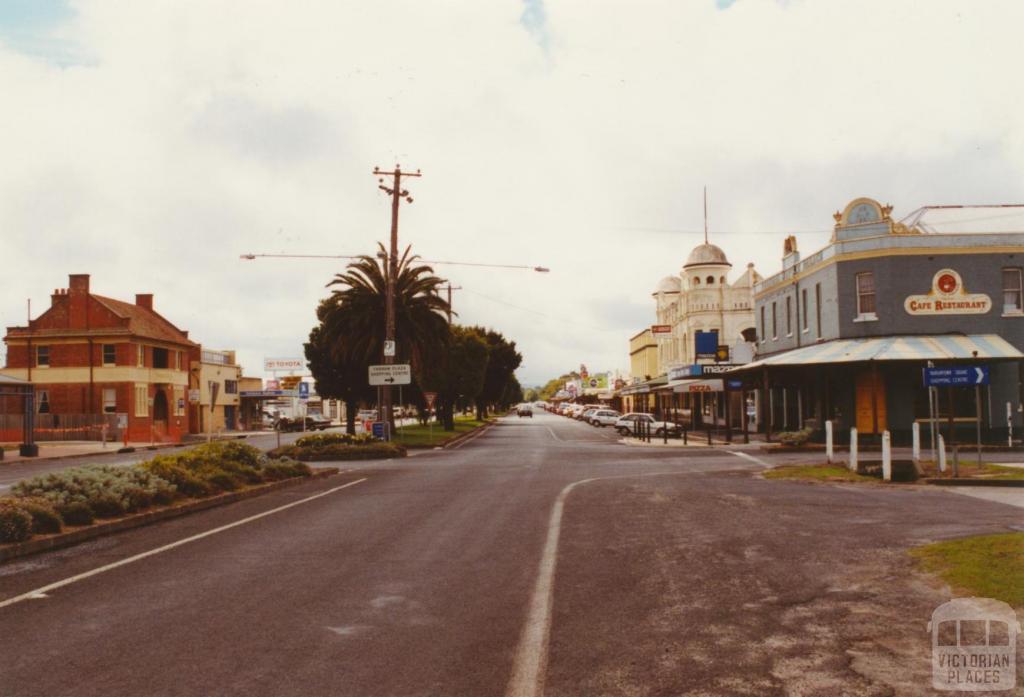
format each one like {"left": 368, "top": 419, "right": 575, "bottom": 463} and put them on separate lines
{"left": 763, "top": 464, "right": 875, "bottom": 482}
{"left": 918, "top": 461, "right": 1024, "bottom": 480}
{"left": 393, "top": 416, "right": 490, "bottom": 448}
{"left": 911, "top": 533, "right": 1024, "bottom": 608}
{"left": 269, "top": 442, "right": 406, "bottom": 461}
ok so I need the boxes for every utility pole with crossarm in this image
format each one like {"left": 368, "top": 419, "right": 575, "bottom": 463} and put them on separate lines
{"left": 374, "top": 164, "right": 421, "bottom": 434}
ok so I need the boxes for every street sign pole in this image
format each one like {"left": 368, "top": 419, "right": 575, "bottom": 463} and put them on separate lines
{"left": 976, "top": 385, "right": 982, "bottom": 465}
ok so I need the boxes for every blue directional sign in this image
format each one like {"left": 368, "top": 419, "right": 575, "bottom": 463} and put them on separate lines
{"left": 923, "top": 365, "right": 990, "bottom": 387}
{"left": 727, "top": 379, "right": 744, "bottom": 390}
{"left": 298, "top": 382, "right": 310, "bottom": 400}
{"left": 371, "top": 421, "right": 389, "bottom": 439}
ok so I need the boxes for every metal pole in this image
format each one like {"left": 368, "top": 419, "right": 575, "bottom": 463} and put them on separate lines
{"left": 975, "top": 385, "right": 982, "bottom": 465}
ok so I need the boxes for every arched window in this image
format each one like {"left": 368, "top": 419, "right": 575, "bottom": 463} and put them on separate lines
{"left": 720, "top": 276, "right": 726, "bottom": 284}
{"left": 706, "top": 275, "right": 714, "bottom": 285}
{"left": 693, "top": 277, "right": 700, "bottom": 286}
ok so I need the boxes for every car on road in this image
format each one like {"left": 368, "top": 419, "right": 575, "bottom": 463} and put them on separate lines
{"left": 590, "top": 409, "right": 621, "bottom": 426}
{"left": 517, "top": 404, "right": 533, "bottom": 417}
{"left": 614, "top": 413, "right": 682, "bottom": 437}
{"left": 579, "top": 407, "right": 601, "bottom": 422}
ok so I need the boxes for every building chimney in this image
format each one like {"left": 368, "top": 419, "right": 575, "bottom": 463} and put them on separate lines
{"left": 68, "top": 274, "right": 90, "bottom": 294}
{"left": 135, "top": 294, "right": 153, "bottom": 311}
{"left": 51, "top": 288, "right": 64, "bottom": 307}
{"left": 782, "top": 236, "right": 800, "bottom": 271}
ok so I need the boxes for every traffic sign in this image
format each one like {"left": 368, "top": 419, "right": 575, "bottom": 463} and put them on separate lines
{"left": 923, "top": 365, "right": 990, "bottom": 387}
{"left": 298, "top": 382, "right": 310, "bottom": 400}
{"left": 369, "top": 364, "right": 412, "bottom": 386}
{"left": 371, "top": 421, "right": 389, "bottom": 439}
{"left": 424, "top": 392, "right": 437, "bottom": 408}
{"left": 384, "top": 340, "right": 396, "bottom": 357}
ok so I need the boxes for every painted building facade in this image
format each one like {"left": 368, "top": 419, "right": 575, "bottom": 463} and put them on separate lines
{"left": 1, "top": 274, "right": 197, "bottom": 442}
{"left": 190, "top": 349, "right": 242, "bottom": 434}
{"left": 743, "top": 198, "right": 1024, "bottom": 442}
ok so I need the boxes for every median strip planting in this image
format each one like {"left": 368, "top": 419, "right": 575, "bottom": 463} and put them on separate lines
{"left": 0, "top": 442, "right": 312, "bottom": 545}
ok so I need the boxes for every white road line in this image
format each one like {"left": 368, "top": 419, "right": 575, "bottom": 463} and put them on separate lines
{"left": 506, "top": 477, "right": 596, "bottom": 697}
{"left": 506, "top": 469, "right": 693, "bottom": 697}
{"left": 0, "top": 478, "right": 367, "bottom": 611}
{"left": 728, "top": 451, "right": 772, "bottom": 468}
{"left": 545, "top": 426, "right": 562, "bottom": 442}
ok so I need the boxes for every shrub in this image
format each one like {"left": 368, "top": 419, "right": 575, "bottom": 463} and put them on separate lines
{"left": 270, "top": 442, "right": 406, "bottom": 462}
{"left": 261, "top": 459, "right": 313, "bottom": 481}
{"left": 295, "top": 432, "right": 375, "bottom": 448}
{"left": 15, "top": 497, "right": 64, "bottom": 534}
{"left": 12, "top": 464, "right": 176, "bottom": 518}
{"left": 143, "top": 455, "right": 210, "bottom": 498}
{"left": 60, "top": 501, "right": 94, "bottom": 526}
{"left": 777, "top": 427, "right": 815, "bottom": 447}
{"left": 0, "top": 500, "right": 33, "bottom": 543}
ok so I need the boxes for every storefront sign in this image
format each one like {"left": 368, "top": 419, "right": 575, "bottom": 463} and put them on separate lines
{"left": 264, "top": 357, "right": 305, "bottom": 371}
{"left": 904, "top": 269, "right": 992, "bottom": 315}
{"left": 674, "top": 379, "right": 724, "bottom": 393}
{"left": 651, "top": 324, "right": 672, "bottom": 334}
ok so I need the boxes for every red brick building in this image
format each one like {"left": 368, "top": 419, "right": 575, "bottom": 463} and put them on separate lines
{"left": 1, "top": 274, "right": 198, "bottom": 443}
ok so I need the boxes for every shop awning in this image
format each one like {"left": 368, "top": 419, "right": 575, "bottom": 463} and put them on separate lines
{"left": 619, "top": 375, "right": 668, "bottom": 395}
{"left": 736, "top": 334, "right": 1023, "bottom": 370}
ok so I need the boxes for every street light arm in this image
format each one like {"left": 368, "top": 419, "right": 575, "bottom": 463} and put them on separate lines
{"left": 240, "top": 252, "right": 550, "bottom": 272}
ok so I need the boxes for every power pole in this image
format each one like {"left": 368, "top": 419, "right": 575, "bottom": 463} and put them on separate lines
{"left": 373, "top": 164, "right": 421, "bottom": 435}
{"left": 440, "top": 282, "right": 462, "bottom": 325}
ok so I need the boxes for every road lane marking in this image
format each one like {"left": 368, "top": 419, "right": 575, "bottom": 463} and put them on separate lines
{"left": 0, "top": 478, "right": 368, "bottom": 611}
{"left": 728, "top": 451, "right": 772, "bottom": 468}
{"left": 506, "top": 476, "right": 596, "bottom": 697}
{"left": 506, "top": 469, "right": 697, "bottom": 697}
{"left": 545, "top": 427, "right": 562, "bottom": 442}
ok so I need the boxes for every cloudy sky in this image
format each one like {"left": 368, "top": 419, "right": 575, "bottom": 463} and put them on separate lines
{"left": 2, "top": 0, "right": 1023, "bottom": 386}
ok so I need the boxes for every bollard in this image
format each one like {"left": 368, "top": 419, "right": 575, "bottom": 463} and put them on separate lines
{"left": 683, "top": 428, "right": 688, "bottom": 445}
{"left": 938, "top": 434, "right": 947, "bottom": 473}
{"left": 952, "top": 445, "right": 959, "bottom": 478}
{"left": 849, "top": 427, "right": 858, "bottom": 473}
{"left": 911, "top": 422, "right": 920, "bottom": 465}
{"left": 707, "top": 426, "right": 712, "bottom": 446}
{"left": 663, "top": 420, "right": 668, "bottom": 445}
{"left": 881, "top": 430, "right": 892, "bottom": 481}
{"left": 825, "top": 420, "right": 833, "bottom": 464}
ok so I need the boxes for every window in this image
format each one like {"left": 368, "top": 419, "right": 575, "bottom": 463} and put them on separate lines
{"left": 173, "top": 387, "right": 185, "bottom": 416}
{"left": 771, "top": 302, "right": 778, "bottom": 339}
{"left": 815, "top": 283, "right": 822, "bottom": 338}
{"left": 137, "top": 344, "right": 145, "bottom": 367}
{"left": 706, "top": 275, "right": 714, "bottom": 285}
{"left": 693, "top": 277, "right": 700, "bottom": 286}
{"left": 36, "top": 390, "right": 50, "bottom": 414}
{"left": 224, "top": 380, "right": 238, "bottom": 394}
{"left": 855, "top": 272, "right": 876, "bottom": 317}
{"left": 785, "top": 296, "right": 792, "bottom": 336}
{"left": 801, "top": 288, "right": 809, "bottom": 331}
{"left": 103, "top": 388, "right": 117, "bottom": 414}
{"left": 153, "top": 347, "right": 169, "bottom": 369}
{"left": 134, "top": 384, "right": 148, "bottom": 417}
{"left": 1003, "top": 267, "right": 1023, "bottom": 313}
{"left": 760, "top": 306, "right": 766, "bottom": 343}
{"left": 102, "top": 344, "right": 116, "bottom": 366}
{"left": 36, "top": 345, "right": 50, "bottom": 367}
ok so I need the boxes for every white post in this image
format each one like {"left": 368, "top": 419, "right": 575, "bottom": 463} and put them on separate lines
{"left": 825, "top": 420, "right": 833, "bottom": 464}
{"left": 882, "top": 430, "right": 892, "bottom": 481}
{"left": 1008, "top": 402, "right": 1014, "bottom": 448}
{"left": 911, "top": 422, "right": 920, "bottom": 464}
{"left": 849, "top": 427, "right": 858, "bottom": 473}
{"left": 938, "top": 434, "right": 947, "bottom": 473}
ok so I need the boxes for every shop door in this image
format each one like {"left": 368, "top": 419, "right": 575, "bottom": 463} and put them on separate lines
{"left": 224, "top": 405, "right": 236, "bottom": 430}
{"left": 855, "top": 370, "right": 887, "bottom": 434}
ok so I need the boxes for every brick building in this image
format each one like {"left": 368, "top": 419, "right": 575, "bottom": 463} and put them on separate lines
{"left": 1, "top": 274, "right": 198, "bottom": 443}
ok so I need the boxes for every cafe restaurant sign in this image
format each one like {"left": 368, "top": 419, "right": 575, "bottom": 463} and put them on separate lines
{"left": 904, "top": 269, "right": 991, "bottom": 316}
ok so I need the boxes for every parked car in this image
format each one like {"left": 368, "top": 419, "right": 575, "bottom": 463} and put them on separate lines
{"left": 579, "top": 407, "right": 600, "bottom": 421}
{"left": 306, "top": 412, "right": 333, "bottom": 430}
{"left": 517, "top": 404, "right": 533, "bottom": 417}
{"left": 590, "top": 409, "right": 621, "bottom": 426}
{"left": 614, "top": 413, "right": 682, "bottom": 437}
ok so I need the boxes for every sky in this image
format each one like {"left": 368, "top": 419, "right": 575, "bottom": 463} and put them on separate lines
{"left": 2, "top": 1, "right": 1023, "bottom": 387}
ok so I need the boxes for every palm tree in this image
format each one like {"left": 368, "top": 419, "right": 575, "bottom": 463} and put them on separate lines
{"left": 323, "top": 243, "right": 451, "bottom": 416}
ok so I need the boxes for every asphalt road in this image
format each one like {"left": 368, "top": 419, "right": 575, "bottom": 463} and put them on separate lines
{"left": 1, "top": 413, "right": 1021, "bottom": 696}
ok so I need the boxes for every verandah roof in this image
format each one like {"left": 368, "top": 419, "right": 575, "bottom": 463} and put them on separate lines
{"left": 735, "top": 334, "right": 1022, "bottom": 370}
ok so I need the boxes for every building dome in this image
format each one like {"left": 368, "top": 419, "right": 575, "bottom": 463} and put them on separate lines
{"left": 655, "top": 275, "right": 680, "bottom": 293}
{"left": 684, "top": 243, "right": 731, "bottom": 268}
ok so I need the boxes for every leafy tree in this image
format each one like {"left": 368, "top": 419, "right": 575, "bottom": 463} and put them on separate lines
{"left": 324, "top": 244, "right": 451, "bottom": 426}
{"left": 305, "top": 298, "right": 376, "bottom": 434}
{"left": 419, "top": 325, "right": 489, "bottom": 430}
{"left": 471, "top": 328, "right": 522, "bottom": 419}
{"left": 538, "top": 371, "right": 580, "bottom": 401}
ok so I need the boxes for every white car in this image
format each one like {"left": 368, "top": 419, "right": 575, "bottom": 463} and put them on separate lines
{"left": 590, "top": 409, "right": 621, "bottom": 426}
{"left": 614, "top": 413, "right": 682, "bottom": 437}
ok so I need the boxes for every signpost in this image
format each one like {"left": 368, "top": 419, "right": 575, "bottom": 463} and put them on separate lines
{"left": 298, "top": 382, "right": 310, "bottom": 400}
{"left": 922, "top": 365, "right": 990, "bottom": 465}
{"left": 368, "top": 364, "right": 412, "bottom": 386}
{"left": 424, "top": 391, "right": 437, "bottom": 442}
